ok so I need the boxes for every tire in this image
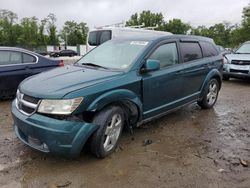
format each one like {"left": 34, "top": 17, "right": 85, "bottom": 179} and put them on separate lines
{"left": 222, "top": 75, "right": 230, "bottom": 81}
{"left": 90, "top": 105, "right": 124, "bottom": 158}
{"left": 198, "top": 79, "right": 219, "bottom": 109}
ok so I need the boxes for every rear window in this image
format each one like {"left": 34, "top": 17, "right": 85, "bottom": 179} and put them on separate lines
{"left": 180, "top": 42, "right": 202, "bottom": 62}
{"left": 88, "top": 30, "right": 112, "bottom": 46}
{"left": 200, "top": 41, "right": 218, "bottom": 57}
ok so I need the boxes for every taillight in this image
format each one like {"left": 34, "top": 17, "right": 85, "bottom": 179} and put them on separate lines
{"left": 58, "top": 60, "right": 64, "bottom": 67}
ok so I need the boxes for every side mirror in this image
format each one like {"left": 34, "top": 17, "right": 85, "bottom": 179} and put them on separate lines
{"left": 142, "top": 59, "right": 160, "bottom": 72}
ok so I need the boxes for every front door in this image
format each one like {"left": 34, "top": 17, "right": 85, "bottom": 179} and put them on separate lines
{"left": 141, "top": 42, "right": 184, "bottom": 119}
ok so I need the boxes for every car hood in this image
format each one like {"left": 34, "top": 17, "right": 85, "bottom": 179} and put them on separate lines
{"left": 20, "top": 65, "right": 124, "bottom": 99}
{"left": 225, "top": 53, "right": 250, "bottom": 62}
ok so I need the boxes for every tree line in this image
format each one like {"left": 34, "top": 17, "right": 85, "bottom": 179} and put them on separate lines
{"left": 0, "top": 4, "right": 250, "bottom": 50}
{"left": 0, "top": 10, "right": 88, "bottom": 50}
{"left": 126, "top": 4, "right": 250, "bottom": 48}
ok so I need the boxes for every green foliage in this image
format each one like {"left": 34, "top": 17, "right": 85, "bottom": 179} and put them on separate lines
{"left": 1, "top": 4, "right": 250, "bottom": 49}
{"left": 0, "top": 10, "right": 89, "bottom": 49}
{"left": 163, "top": 19, "right": 191, "bottom": 34}
{"left": 60, "top": 21, "right": 88, "bottom": 46}
{"left": 126, "top": 10, "right": 164, "bottom": 27}
{"left": 126, "top": 5, "right": 250, "bottom": 48}
{"left": 126, "top": 11, "right": 191, "bottom": 34}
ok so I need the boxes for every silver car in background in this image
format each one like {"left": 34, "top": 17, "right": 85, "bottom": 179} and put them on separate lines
{"left": 223, "top": 41, "right": 250, "bottom": 80}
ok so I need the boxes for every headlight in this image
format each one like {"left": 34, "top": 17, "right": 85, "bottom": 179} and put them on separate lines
{"left": 38, "top": 97, "right": 83, "bottom": 115}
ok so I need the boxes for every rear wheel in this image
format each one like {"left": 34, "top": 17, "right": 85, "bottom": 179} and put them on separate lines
{"left": 198, "top": 79, "right": 219, "bottom": 109}
{"left": 90, "top": 106, "right": 124, "bottom": 158}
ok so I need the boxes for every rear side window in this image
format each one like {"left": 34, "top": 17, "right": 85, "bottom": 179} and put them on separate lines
{"left": 0, "top": 51, "right": 22, "bottom": 65}
{"left": 23, "top": 53, "right": 36, "bottom": 63}
{"left": 180, "top": 42, "right": 202, "bottom": 62}
{"left": 88, "top": 30, "right": 111, "bottom": 46}
{"left": 149, "top": 43, "right": 178, "bottom": 68}
{"left": 200, "top": 41, "right": 218, "bottom": 57}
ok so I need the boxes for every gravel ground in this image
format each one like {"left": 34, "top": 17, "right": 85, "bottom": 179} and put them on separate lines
{"left": 0, "top": 79, "right": 249, "bottom": 188}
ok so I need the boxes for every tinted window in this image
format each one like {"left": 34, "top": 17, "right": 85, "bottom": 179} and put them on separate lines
{"left": 180, "top": 42, "right": 202, "bottom": 62}
{"left": 23, "top": 53, "right": 36, "bottom": 63}
{"left": 88, "top": 30, "right": 111, "bottom": 46}
{"left": 150, "top": 43, "right": 178, "bottom": 68}
{"left": 200, "top": 41, "right": 218, "bottom": 57}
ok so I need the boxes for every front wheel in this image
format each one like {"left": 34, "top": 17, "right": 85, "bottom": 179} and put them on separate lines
{"left": 89, "top": 106, "right": 124, "bottom": 158}
{"left": 198, "top": 79, "right": 219, "bottom": 109}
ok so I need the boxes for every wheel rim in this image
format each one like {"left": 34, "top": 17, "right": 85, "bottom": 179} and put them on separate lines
{"left": 103, "top": 114, "right": 122, "bottom": 152}
{"left": 206, "top": 81, "right": 218, "bottom": 106}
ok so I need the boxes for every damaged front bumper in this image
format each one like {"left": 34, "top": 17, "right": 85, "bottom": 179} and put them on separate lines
{"left": 11, "top": 101, "right": 98, "bottom": 158}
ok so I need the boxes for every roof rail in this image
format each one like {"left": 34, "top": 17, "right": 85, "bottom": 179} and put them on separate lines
{"left": 94, "top": 22, "right": 159, "bottom": 30}
{"left": 95, "top": 22, "right": 125, "bottom": 29}
{"left": 128, "top": 24, "right": 145, "bottom": 28}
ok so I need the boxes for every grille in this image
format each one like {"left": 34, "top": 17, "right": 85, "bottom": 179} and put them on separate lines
{"left": 230, "top": 69, "right": 249, "bottom": 74}
{"left": 16, "top": 90, "right": 40, "bottom": 116}
{"left": 231, "top": 60, "right": 250, "bottom": 65}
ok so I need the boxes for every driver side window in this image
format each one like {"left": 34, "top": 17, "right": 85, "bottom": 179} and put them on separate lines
{"left": 149, "top": 43, "right": 178, "bottom": 68}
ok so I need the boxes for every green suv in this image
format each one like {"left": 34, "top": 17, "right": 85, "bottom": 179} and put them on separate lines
{"left": 12, "top": 35, "right": 223, "bottom": 158}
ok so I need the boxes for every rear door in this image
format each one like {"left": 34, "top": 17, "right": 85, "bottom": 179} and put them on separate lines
{"left": 141, "top": 40, "right": 184, "bottom": 119}
{"left": 177, "top": 41, "right": 209, "bottom": 101}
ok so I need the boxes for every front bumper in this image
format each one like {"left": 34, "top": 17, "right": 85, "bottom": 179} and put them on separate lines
{"left": 11, "top": 101, "right": 98, "bottom": 158}
{"left": 223, "top": 64, "right": 250, "bottom": 78}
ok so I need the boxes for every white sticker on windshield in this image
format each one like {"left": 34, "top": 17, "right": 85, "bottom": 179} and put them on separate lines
{"left": 130, "top": 41, "right": 148, "bottom": 46}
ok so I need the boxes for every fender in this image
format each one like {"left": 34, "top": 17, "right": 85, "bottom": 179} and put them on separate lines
{"left": 87, "top": 89, "right": 143, "bottom": 119}
{"left": 199, "top": 68, "right": 222, "bottom": 99}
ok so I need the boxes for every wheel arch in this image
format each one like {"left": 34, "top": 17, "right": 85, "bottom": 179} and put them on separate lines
{"left": 200, "top": 69, "right": 222, "bottom": 99}
{"left": 86, "top": 89, "right": 143, "bottom": 125}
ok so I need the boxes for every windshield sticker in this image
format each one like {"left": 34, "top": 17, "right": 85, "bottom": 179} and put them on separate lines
{"left": 130, "top": 41, "right": 148, "bottom": 46}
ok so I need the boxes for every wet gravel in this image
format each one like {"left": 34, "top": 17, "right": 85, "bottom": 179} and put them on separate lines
{"left": 0, "top": 79, "right": 249, "bottom": 188}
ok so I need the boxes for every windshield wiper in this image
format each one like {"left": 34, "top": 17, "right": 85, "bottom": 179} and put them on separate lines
{"left": 82, "top": 63, "right": 108, "bottom": 69}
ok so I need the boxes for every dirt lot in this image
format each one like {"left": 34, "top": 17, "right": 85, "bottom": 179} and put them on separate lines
{"left": 0, "top": 80, "right": 249, "bottom": 188}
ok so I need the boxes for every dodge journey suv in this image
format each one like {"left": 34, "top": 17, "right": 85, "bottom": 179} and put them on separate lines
{"left": 12, "top": 35, "right": 223, "bottom": 158}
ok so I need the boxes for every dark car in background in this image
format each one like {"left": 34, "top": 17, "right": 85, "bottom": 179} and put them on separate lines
{"left": 0, "top": 47, "right": 64, "bottom": 99}
{"left": 50, "top": 49, "right": 78, "bottom": 57}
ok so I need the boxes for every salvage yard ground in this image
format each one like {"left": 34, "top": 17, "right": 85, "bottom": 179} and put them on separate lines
{"left": 0, "top": 80, "right": 249, "bottom": 188}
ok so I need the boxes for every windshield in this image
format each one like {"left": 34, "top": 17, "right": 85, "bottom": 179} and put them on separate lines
{"left": 77, "top": 40, "right": 149, "bottom": 70}
{"left": 236, "top": 43, "right": 250, "bottom": 54}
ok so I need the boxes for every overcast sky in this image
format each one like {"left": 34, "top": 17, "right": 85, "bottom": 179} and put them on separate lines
{"left": 1, "top": 0, "right": 249, "bottom": 29}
